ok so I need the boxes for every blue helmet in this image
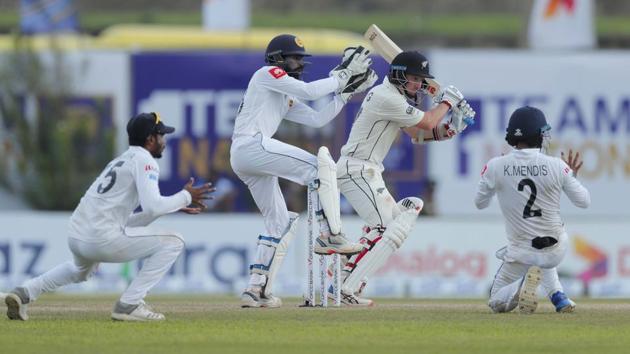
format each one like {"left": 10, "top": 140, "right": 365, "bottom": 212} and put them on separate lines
{"left": 265, "top": 34, "right": 311, "bottom": 79}
{"left": 265, "top": 34, "right": 311, "bottom": 64}
{"left": 505, "top": 106, "right": 551, "bottom": 148}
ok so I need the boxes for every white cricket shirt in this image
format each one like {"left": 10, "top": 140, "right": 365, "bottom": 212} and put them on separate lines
{"left": 339, "top": 78, "right": 424, "bottom": 170}
{"left": 68, "top": 146, "right": 191, "bottom": 241}
{"left": 475, "top": 148, "right": 590, "bottom": 248}
{"left": 232, "top": 66, "right": 343, "bottom": 140}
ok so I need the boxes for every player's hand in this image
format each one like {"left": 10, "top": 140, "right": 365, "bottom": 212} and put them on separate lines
{"left": 561, "top": 150, "right": 584, "bottom": 177}
{"left": 330, "top": 46, "right": 372, "bottom": 92}
{"left": 435, "top": 85, "right": 464, "bottom": 108}
{"left": 180, "top": 206, "right": 203, "bottom": 214}
{"left": 338, "top": 69, "right": 378, "bottom": 103}
{"left": 449, "top": 100, "right": 475, "bottom": 133}
{"left": 183, "top": 177, "right": 216, "bottom": 211}
{"left": 339, "top": 46, "right": 372, "bottom": 75}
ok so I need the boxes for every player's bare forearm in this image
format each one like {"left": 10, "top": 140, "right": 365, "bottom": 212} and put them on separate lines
{"left": 403, "top": 126, "right": 436, "bottom": 141}
{"left": 405, "top": 121, "right": 455, "bottom": 144}
{"left": 402, "top": 126, "right": 420, "bottom": 139}
{"left": 415, "top": 102, "right": 450, "bottom": 130}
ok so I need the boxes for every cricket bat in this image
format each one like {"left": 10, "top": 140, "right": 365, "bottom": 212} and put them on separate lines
{"left": 363, "top": 24, "right": 441, "bottom": 97}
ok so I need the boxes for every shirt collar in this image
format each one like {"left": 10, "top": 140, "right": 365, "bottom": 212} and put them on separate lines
{"left": 512, "top": 148, "right": 540, "bottom": 155}
{"left": 129, "top": 145, "right": 154, "bottom": 160}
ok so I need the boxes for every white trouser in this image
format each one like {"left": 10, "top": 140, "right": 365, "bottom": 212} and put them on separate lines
{"left": 231, "top": 134, "right": 322, "bottom": 289}
{"left": 22, "top": 226, "right": 184, "bottom": 305}
{"left": 337, "top": 157, "right": 397, "bottom": 228}
{"left": 489, "top": 262, "right": 564, "bottom": 313}
{"left": 504, "top": 232, "right": 569, "bottom": 269}
{"left": 489, "top": 234, "right": 568, "bottom": 313}
{"left": 231, "top": 133, "right": 319, "bottom": 238}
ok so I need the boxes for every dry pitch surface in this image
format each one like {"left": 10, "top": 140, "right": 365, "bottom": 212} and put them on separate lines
{"left": 1, "top": 295, "right": 629, "bottom": 354}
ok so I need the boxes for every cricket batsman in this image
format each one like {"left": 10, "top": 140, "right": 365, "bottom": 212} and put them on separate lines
{"left": 333, "top": 50, "right": 475, "bottom": 305}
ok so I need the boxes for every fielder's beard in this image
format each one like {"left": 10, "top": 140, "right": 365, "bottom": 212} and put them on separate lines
{"left": 287, "top": 66, "right": 305, "bottom": 79}
{"left": 151, "top": 146, "right": 165, "bottom": 159}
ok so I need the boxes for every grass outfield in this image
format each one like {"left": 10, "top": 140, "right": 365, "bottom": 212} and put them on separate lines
{"left": 1, "top": 295, "right": 629, "bottom": 354}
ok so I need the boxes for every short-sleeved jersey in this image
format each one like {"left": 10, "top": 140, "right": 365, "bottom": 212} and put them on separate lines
{"left": 475, "top": 148, "right": 590, "bottom": 248}
{"left": 339, "top": 78, "right": 424, "bottom": 169}
{"left": 232, "top": 66, "right": 339, "bottom": 139}
{"left": 68, "top": 146, "right": 191, "bottom": 241}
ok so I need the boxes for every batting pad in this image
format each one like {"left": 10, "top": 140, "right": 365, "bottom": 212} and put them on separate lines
{"left": 316, "top": 146, "right": 342, "bottom": 235}
{"left": 343, "top": 208, "right": 420, "bottom": 294}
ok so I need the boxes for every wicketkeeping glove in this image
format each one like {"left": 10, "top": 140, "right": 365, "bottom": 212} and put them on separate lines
{"left": 330, "top": 46, "right": 372, "bottom": 93}
{"left": 338, "top": 69, "right": 378, "bottom": 103}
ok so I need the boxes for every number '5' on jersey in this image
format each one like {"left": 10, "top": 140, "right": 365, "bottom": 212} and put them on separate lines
{"left": 68, "top": 146, "right": 192, "bottom": 242}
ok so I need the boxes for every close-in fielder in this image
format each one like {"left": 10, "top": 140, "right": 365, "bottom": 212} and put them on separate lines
{"left": 333, "top": 51, "right": 475, "bottom": 305}
{"left": 4, "top": 113, "right": 214, "bottom": 321}
{"left": 230, "top": 34, "right": 378, "bottom": 308}
{"left": 475, "top": 106, "right": 590, "bottom": 314}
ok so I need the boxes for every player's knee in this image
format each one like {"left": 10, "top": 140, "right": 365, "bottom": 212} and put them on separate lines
{"left": 161, "top": 233, "right": 185, "bottom": 253}
{"left": 392, "top": 197, "right": 423, "bottom": 219}
{"left": 383, "top": 197, "right": 423, "bottom": 247}
{"left": 75, "top": 270, "right": 93, "bottom": 282}
{"left": 72, "top": 263, "right": 96, "bottom": 283}
{"left": 488, "top": 300, "right": 507, "bottom": 313}
{"left": 397, "top": 197, "right": 423, "bottom": 213}
{"left": 489, "top": 297, "right": 518, "bottom": 313}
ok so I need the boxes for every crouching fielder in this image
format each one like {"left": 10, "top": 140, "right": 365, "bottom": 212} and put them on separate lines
{"left": 475, "top": 106, "right": 590, "bottom": 314}
{"left": 4, "top": 113, "right": 214, "bottom": 321}
{"left": 230, "top": 34, "right": 378, "bottom": 308}
{"left": 334, "top": 51, "right": 476, "bottom": 306}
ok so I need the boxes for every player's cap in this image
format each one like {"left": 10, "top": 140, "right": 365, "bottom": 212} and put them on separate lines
{"left": 390, "top": 51, "right": 434, "bottom": 79}
{"left": 127, "top": 112, "right": 175, "bottom": 143}
{"left": 265, "top": 34, "right": 311, "bottom": 62}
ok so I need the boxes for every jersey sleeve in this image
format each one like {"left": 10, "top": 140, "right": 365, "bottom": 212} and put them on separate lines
{"left": 284, "top": 96, "right": 345, "bottom": 128}
{"left": 379, "top": 98, "right": 424, "bottom": 127}
{"left": 257, "top": 67, "right": 339, "bottom": 101}
{"left": 474, "top": 160, "right": 496, "bottom": 209}
{"left": 128, "top": 154, "right": 192, "bottom": 226}
{"left": 559, "top": 159, "right": 591, "bottom": 208}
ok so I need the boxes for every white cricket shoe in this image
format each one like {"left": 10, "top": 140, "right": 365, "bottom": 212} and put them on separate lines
{"left": 240, "top": 289, "right": 282, "bottom": 308}
{"left": 327, "top": 286, "right": 373, "bottom": 307}
{"left": 111, "top": 301, "right": 165, "bottom": 321}
{"left": 315, "top": 233, "right": 364, "bottom": 255}
{"left": 5, "top": 287, "right": 30, "bottom": 321}
{"left": 339, "top": 291, "right": 374, "bottom": 307}
{"left": 518, "top": 266, "right": 542, "bottom": 315}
